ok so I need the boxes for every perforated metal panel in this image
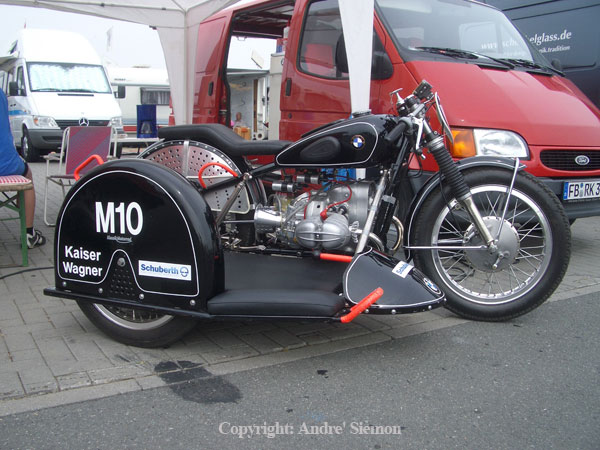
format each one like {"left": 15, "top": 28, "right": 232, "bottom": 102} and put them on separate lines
{"left": 140, "top": 140, "right": 251, "bottom": 213}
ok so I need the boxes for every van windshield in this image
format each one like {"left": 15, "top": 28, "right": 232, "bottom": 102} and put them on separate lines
{"left": 27, "top": 62, "right": 112, "bottom": 93}
{"left": 376, "top": 0, "right": 546, "bottom": 67}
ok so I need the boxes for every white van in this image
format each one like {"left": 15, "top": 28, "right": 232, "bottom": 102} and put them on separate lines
{"left": 0, "top": 29, "right": 123, "bottom": 161}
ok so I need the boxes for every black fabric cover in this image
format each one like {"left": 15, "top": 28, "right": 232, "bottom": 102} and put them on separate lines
{"left": 158, "top": 124, "right": 291, "bottom": 156}
{"left": 207, "top": 289, "right": 344, "bottom": 317}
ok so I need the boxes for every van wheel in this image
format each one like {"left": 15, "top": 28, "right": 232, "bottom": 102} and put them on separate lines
{"left": 21, "top": 129, "right": 40, "bottom": 162}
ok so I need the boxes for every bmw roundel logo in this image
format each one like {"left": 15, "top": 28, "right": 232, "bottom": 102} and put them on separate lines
{"left": 423, "top": 277, "right": 441, "bottom": 295}
{"left": 351, "top": 135, "right": 365, "bottom": 149}
{"left": 575, "top": 155, "right": 590, "bottom": 166}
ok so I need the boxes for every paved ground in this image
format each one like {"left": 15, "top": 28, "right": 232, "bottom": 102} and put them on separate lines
{"left": 1, "top": 160, "right": 599, "bottom": 416}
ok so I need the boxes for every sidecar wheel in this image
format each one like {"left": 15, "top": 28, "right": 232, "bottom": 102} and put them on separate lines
{"left": 412, "top": 168, "right": 570, "bottom": 321}
{"left": 77, "top": 302, "right": 198, "bottom": 348}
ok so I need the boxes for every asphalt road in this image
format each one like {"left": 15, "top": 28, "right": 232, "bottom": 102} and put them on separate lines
{"left": 1, "top": 292, "right": 598, "bottom": 450}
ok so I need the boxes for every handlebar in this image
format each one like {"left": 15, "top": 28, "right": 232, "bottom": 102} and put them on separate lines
{"left": 384, "top": 118, "right": 412, "bottom": 147}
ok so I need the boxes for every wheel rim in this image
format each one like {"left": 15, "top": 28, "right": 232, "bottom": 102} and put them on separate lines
{"left": 22, "top": 134, "right": 30, "bottom": 160}
{"left": 430, "top": 185, "right": 552, "bottom": 305}
{"left": 94, "top": 304, "right": 173, "bottom": 330}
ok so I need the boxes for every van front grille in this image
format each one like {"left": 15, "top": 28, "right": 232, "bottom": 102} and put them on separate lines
{"left": 56, "top": 120, "right": 110, "bottom": 130}
{"left": 540, "top": 150, "right": 600, "bottom": 171}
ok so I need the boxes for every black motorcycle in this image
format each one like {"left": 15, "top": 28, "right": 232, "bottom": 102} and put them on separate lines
{"left": 45, "top": 81, "right": 571, "bottom": 347}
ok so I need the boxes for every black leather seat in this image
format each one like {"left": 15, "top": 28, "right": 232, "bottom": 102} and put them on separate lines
{"left": 158, "top": 124, "right": 291, "bottom": 157}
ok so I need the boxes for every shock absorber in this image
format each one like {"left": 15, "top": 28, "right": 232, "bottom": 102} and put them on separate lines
{"left": 422, "top": 121, "right": 497, "bottom": 250}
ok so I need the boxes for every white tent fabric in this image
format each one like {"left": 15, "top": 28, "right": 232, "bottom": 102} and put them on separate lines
{"left": 0, "top": 0, "right": 373, "bottom": 124}
{"left": 339, "top": 0, "right": 373, "bottom": 114}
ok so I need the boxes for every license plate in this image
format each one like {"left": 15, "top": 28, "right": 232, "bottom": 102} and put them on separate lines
{"left": 563, "top": 179, "right": 600, "bottom": 201}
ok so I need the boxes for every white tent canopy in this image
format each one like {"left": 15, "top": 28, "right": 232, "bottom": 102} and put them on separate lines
{"left": 0, "top": 0, "right": 373, "bottom": 124}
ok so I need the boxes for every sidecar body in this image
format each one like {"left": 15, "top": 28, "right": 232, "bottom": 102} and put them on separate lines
{"left": 44, "top": 159, "right": 445, "bottom": 328}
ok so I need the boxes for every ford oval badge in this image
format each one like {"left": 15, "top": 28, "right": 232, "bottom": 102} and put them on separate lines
{"left": 351, "top": 135, "right": 365, "bottom": 149}
{"left": 575, "top": 155, "right": 590, "bottom": 166}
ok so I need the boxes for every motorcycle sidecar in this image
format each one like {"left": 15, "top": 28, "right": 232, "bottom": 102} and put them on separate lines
{"left": 44, "top": 159, "right": 444, "bottom": 347}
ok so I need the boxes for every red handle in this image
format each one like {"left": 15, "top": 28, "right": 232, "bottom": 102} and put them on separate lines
{"left": 319, "top": 253, "right": 353, "bottom": 263}
{"left": 198, "top": 162, "right": 239, "bottom": 189}
{"left": 74, "top": 154, "right": 105, "bottom": 181}
{"left": 340, "top": 287, "right": 384, "bottom": 323}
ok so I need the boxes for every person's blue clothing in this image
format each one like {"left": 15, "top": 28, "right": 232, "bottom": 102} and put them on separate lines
{"left": 0, "top": 89, "right": 26, "bottom": 176}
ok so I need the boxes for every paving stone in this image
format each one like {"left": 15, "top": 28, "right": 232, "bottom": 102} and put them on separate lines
{"left": 230, "top": 322, "right": 279, "bottom": 335}
{"left": 36, "top": 336, "right": 75, "bottom": 362}
{"left": 93, "top": 340, "right": 142, "bottom": 366}
{"left": 20, "top": 366, "right": 58, "bottom": 395}
{"left": 3, "top": 332, "right": 36, "bottom": 352}
{"left": 20, "top": 308, "right": 49, "bottom": 325}
{"left": 207, "top": 330, "right": 248, "bottom": 349}
{"left": 56, "top": 372, "right": 93, "bottom": 390}
{"left": 320, "top": 323, "right": 371, "bottom": 341}
{"left": 46, "top": 357, "right": 115, "bottom": 377}
{"left": 0, "top": 321, "right": 54, "bottom": 335}
{"left": 131, "top": 348, "right": 174, "bottom": 367}
{"left": 47, "top": 312, "right": 79, "bottom": 329}
{"left": 295, "top": 332, "right": 331, "bottom": 346}
{"left": 63, "top": 335, "right": 110, "bottom": 363}
{"left": 353, "top": 315, "right": 394, "bottom": 331}
{"left": 8, "top": 349, "right": 45, "bottom": 363}
{"left": 0, "top": 317, "right": 25, "bottom": 330}
{"left": 239, "top": 332, "right": 284, "bottom": 354}
{"left": 201, "top": 345, "right": 259, "bottom": 365}
{"left": 0, "top": 371, "right": 24, "bottom": 400}
{"left": 88, "top": 364, "right": 153, "bottom": 385}
{"left": 136, "top": 375, "right": 166, "bottom": 391}
{"left": 263, "top": 329, "right": 307, "bottom": 349}
{"left": 0, "top": 300, "right": 21, "bottom": 320}
{"left": 162, "top": 346, "right": 208, "bottom": 363}
{"left": 30, "top": 325, "right": 87, "bottom": 340}
{"left": 382, "top": 316, "right": 468, "bottom": 339}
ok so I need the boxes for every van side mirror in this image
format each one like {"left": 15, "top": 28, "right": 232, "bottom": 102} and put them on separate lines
{"left": 335, "top": 36, "right": 349, "bottom": 74}
{"left": 372, "top": 50, "right": 393, "bottom": 80}
{"left": 335, "top": 34, "right": 393, "bottom": 80}
{"left": 8, "top": 81, "right": 21, "bottom": 96}
{"left": 114, "top": 85, "right": 126, "bottom": 99}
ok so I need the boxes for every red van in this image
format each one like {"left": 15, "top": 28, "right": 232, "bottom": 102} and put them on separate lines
{"left": 191, "top": 0, "right": 600, "bottom": 220}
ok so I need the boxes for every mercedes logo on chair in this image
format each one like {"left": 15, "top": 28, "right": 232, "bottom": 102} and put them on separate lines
{"left": 79, "top": 117, "right": 90, "bottom": 126}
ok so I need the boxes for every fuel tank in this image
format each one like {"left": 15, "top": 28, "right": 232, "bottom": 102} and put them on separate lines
{"left": 275, "top": 114, "right": 396, "bottom": 168}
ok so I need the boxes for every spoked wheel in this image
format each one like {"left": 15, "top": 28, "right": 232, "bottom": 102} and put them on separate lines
{"left": 413, "top": 168, "right": 571, "bottom": 321}
{"left": 77, "top": 301, "right": 198, "bottom": 348}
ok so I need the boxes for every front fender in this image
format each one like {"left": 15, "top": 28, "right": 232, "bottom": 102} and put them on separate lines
{"left": 403, "top": 156, "right": 524, "bottom": 260}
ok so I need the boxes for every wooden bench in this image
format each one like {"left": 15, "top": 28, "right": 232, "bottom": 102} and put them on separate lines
{"left": 0, "top": 174, "right": 33, "bottom": 267}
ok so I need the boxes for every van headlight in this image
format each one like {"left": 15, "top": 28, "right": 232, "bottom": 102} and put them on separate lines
{"left": 33, "top": 116, "right": 58, "bottom": 128}
{"left": 449, "top": 128, "right": 529, "bottom": 159}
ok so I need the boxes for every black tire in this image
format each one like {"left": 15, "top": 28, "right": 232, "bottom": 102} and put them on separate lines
{"left": 21, "top": 129, "right": 40, "bottom": 162}
{"left": 77, "top": 301, "right": 198, "bottom": 348}
{"left": 412, "top": 168, "right": 571, "bottom": 321}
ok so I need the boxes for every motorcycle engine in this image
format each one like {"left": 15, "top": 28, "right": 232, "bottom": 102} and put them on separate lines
{"left": 254, "top": 181, "right": 374, "bottom": 251}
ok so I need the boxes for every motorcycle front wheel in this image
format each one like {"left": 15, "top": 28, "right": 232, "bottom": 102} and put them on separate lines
{"left": 77, "top": 302, "right": 198, "bottom": 347}
{"left": 412, "top": 168, "right": 571, "bottom": 321}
